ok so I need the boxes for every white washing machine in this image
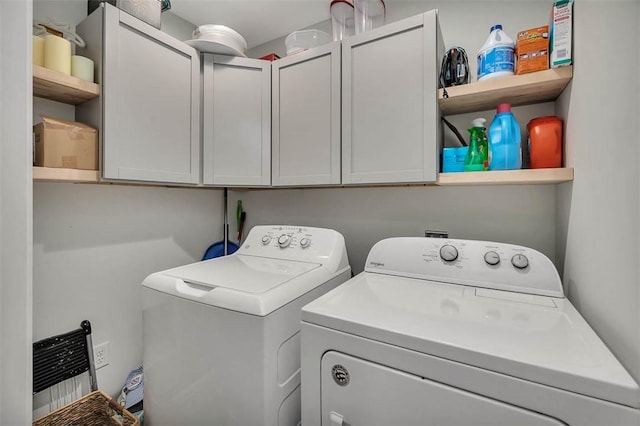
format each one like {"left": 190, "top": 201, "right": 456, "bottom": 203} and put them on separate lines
{"left": 301, "top": 237, "right": 640, "bottom": 425}
{"left": 142, "top": 225, "right": 351, "bottom": 426}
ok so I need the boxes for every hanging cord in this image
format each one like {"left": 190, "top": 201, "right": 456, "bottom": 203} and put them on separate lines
{"left": 441, "top": 117, "right": 468, "bottom": 147}
{"left": 439, "top": 53, "right": 450, "bottom": 99}
{"left": 439, "top": 46, "right": 470, "bottom": 99}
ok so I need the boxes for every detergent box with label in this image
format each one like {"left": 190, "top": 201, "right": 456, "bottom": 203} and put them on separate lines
{"left": 549, "top": 0, "right": 573, "bottom": 68}
{"left": 516, "top": 25, "right": 549, "bottom": 75}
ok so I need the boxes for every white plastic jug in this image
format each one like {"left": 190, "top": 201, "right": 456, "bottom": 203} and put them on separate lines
{"left": 477, "top": 24, "right": 514, "bottom": 81}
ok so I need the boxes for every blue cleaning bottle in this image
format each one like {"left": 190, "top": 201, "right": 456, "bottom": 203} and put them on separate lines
{"left": 488, "top": 103, "right": 521, "bottom": 170}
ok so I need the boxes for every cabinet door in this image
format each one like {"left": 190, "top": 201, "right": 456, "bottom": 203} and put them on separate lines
{"left": 272, "top": 43, "right": 341, "bottom": 186}
{"left": 202, "top": 54, "right": 271, "bottom": 186}
{"left": 342, "top": 11, "right": 443, "bottom": 184}
{"left": 101, "top": 5, "right": 200, "bottom": 184}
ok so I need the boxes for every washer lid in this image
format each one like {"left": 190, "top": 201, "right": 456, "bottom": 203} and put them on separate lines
{"left": 143, "top": 254, "right": 326, "bottom": 316}
{"left": 302, "top": 272, "right": 640, "bottom": 409}
{"left": 164, "top": 254, "right": 318, "bottom": 293}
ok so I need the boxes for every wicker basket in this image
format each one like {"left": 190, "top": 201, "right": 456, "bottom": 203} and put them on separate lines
{"left": 33, "top": 390, "right": 139, "bottom": 426}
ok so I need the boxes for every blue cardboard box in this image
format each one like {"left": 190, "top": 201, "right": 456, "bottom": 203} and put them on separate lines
{"left": 442, "top": 147, "right": 468, "bottom": 173}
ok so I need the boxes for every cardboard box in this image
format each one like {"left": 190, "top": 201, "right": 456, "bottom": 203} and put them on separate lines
{"left": 34, "top": 116, "right": 98, "bottom": 170}
{"left": 516, "top": 25, "right": 549, "bottom": 75}
{"left": 549, "top": 0, "right": 573, "bottom": 68}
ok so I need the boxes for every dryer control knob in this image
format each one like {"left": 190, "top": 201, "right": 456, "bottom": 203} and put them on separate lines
{"left": 484, "top": 251, "right": 500, "bottom": 266}
{"left": 261, "top": 235, "right": 272, "bottom": 245}
{"left": 277, "top": 234, "right": 291, "bottom": 248}
{"left": 511, "top": 253, "right": 529, "bottom": 269}
{"left": 300, "top": 237, "right": 311, "bottom": 248}
{"left": 439, "top": 244, "right": 459, "bottom": 262}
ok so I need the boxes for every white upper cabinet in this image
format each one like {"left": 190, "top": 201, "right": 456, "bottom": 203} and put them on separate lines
{"left": 341, "top": 10, "right": 443, "bottom": 184}
{"left": 76, "top": 3, "right": 200, "bottom": 184}
{"left": 272, "top": 43, "right": 341, "bottom": 186}
{"left": 202, "top": 54, "right": 271, "bottom": 186}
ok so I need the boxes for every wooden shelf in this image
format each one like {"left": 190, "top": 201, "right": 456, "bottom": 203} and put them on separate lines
{"left": 31, "top": 167, "right": 573, "bottom": 186}
{"left": 437, "top": 167, "right": 574, "bottom": 186}
{"left": 33, "top": 167, "right": 100, "bottom": 183}
{"left": 33, "top": 65, "right": 100, "bottom": 105}
{"left": 438, "top": 66, "right": 573, "bottom": 115}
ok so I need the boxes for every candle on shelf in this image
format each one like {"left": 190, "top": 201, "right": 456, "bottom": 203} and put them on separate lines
{"left": 33, "top": 35, "right": 45, "bottom": 66}
{"left": 71, "top": 55, "right": 94, "bottom": 82}
{"left": 44, "top": 34, "right": 71, "bottom": 75}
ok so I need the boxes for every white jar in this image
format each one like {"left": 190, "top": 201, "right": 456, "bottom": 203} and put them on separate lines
{"left": 477, "top": 24, "right": 515, "bottom": 81}
{"left": 353, "top": 0, "right": 385, "bottom": 34}
{"left": 330, "top": 0, "right": 355, "bottom": 41}
{"left": 285, "top": 29, "right": 330, "bottom": 56}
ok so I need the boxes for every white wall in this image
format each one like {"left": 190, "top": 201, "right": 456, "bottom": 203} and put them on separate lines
{"left": 161, "top": 10, "right": 196, "bottom": 41}
{"left": 34, "top": 0, "right": 195, "bottom": 41}
{"left": 33, "top": 184, "right": 222, "bottom": 396}
{"left": 556, "top": 0, "right": 640, "bottom": 382}
{"left": 1, "top": 0, "right": 33, "bottom": 423}
{"left": 33, "top": 0, "right": 86, "bottom": 36}
{"left": 229, "top": 184, "right": 556, "bottom": 275}
{"left": 249, "top": 0, "right": 551, "bottom": 75}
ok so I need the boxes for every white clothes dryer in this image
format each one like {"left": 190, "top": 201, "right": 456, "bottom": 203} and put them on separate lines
{"left": 142, "top": 225, "right": 350, "bottom": 426}
{"left": 301, "top": 237, "right": 640, "bottom": 425}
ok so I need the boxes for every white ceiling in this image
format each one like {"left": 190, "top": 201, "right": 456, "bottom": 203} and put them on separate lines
{"left": 169, "top": 0, "right": 332, "bottom": 49}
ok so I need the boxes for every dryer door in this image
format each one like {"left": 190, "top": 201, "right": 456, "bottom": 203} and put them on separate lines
{"left": 321, "top": 351, "right": 566, "bottom": 426}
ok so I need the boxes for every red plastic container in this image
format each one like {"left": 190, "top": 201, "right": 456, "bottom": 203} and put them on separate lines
{"left": 259, "top": 53, "right": 280, "bottom": 62}
{"left": 527, "top": 116, "right": 563, "bottom": 168}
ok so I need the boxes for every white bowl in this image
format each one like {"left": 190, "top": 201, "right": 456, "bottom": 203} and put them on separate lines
{"left": 285, "top": 29, "right": 330, "bottom": 56}
{"left": 186, "top": 24, "right": 247, "bottom": 57}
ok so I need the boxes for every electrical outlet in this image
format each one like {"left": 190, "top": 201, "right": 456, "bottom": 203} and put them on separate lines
{"left": 425, "top": 230, "right": 448, "bottom": 238}
{"left": 94, "top": 341, "right": 110, "bottom": 370}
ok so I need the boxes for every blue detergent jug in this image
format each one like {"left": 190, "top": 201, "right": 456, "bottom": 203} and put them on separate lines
{"left": 488, "top": 103, "right": 521, "bottom": 170}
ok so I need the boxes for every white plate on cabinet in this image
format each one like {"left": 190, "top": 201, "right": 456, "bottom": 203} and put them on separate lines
{"left": 184, "top": 39, "right": 247, "bottom": 57}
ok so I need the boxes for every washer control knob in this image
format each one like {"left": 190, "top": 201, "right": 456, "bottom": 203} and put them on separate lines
{"left": 511, "top": 253, "right": 529, "bottom": 269}
{"left": 261, "top": 235, "right": 272, "bottom": 245}
{"left": 484, "top": 251, "right": 501, "bottom": 266}
{"left": 300, "top": 237, "right": 311, "bottom": 248}
{"left": 439, "top": 244, "right": 459, "bottom": 262}
{"left": 277, "top": 234, "right": 291, "bottom": 248}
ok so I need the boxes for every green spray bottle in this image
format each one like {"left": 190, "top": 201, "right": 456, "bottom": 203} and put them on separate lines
{"left": 464, "top": 118, "right": 488, "bottom": 171}
{"left": 464, "top": 134, "right": 483, "bottom": 171}
{"left": 474, "top": 118, "right": 489, "bottom": 170}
